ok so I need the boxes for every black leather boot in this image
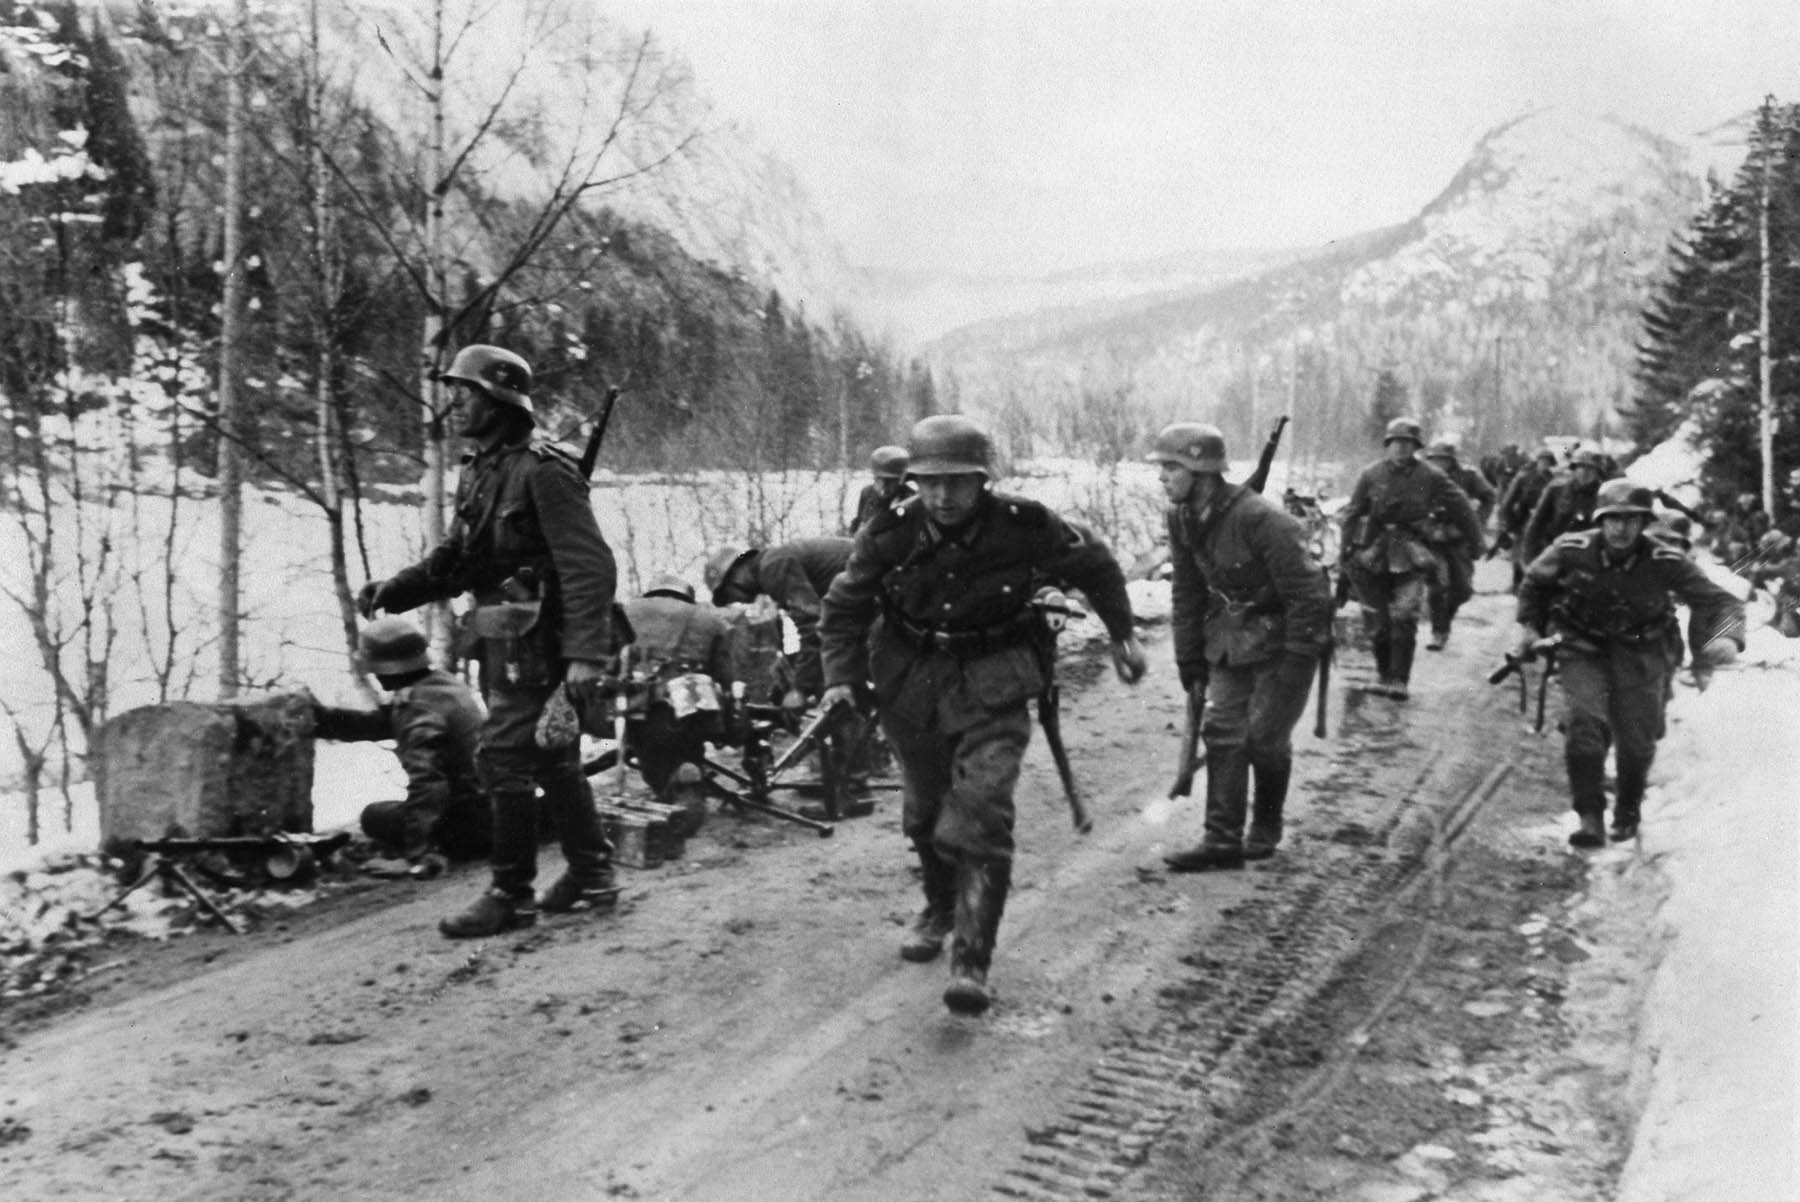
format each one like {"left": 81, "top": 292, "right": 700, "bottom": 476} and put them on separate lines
{"left": 1611, "top": 756, "right": 1650, "bottom": 841}
{"left": 1245, "top": 761, "right": 1291, "bottom": 861}
{"left": 944, "top": 858, "right": 1011, "bottom": 1015}
{"left": 540, "top": 768, "right": 615, "bottom": 892}
{"left": 900, "top": 840, "right": 957, "bottom": 963}
{"left": 1566, "top": 752, "right": 1608, "bottom": 848}
{"left": 1388, "top": 632, "right": 1417, "bottom": 700}
{"left": 1165, "top": 749, "right": 1249, "bottom": 871}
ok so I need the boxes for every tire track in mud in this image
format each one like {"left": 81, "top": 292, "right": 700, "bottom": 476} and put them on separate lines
{"left": 989, "top": 672, "right": 1515, "bottom": 1202}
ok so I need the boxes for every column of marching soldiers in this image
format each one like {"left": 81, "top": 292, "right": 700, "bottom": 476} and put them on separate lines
{"left": 325, "top": 343, "right": 1751, "bottom": 1017}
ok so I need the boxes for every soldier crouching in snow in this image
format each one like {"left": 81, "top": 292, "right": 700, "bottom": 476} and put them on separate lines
{"left": 311, "top": 616, "right": 491, "bottom": 875}
{"left": 1516, "top": 480, "right": 1745, "bottom": 848}
{"left": 817, "top": 414, "right": 1147, "bottom": 1016}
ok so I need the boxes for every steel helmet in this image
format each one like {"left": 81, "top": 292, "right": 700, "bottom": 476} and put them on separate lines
{"left": 359, "top": 616, "right": 430, "bottom": 675}
{"left": 1571, "top": 449, "right": 1605, "bottom": 471}
{"left": 869, "top": 445, "right": 909, "bottom": 479}
{"left": 643, "top": 573, "right": 696, "bottom": 603}
{"left": 441, "top": 344, "right": 534, "bottom": 414}
{"left": 1424, "top": 441, "right": 1459, "bottom": 463}
{"left": 703, "top": 546, "right": 760, "bottom": 605}
{"left": 1592, "top": 479, "right": 1657, "bottom": 518}
{"left": 905, "top": 414, "right": 994, "bottom": 478}
{"left": 1145, "top": 422, "right": 1229, "bottom": 473}
{"left": 1383, "top": 418, "right": 1424, "bottom": 447}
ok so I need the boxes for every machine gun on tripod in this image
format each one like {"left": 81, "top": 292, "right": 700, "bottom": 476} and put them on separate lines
{"left": 86, "top": 831, "right": 353, "bottom": 933}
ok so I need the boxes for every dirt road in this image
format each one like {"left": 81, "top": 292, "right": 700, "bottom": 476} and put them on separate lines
{"left": 0, "top": 565, "right": 1651, "bottom": 1201}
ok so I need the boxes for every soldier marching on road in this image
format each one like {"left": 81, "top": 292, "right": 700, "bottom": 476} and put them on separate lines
{"left": 358, "top": 344, "right": 622, "bottom": 938}
{"left": 1337, "top": 418, "right": 1482, "bottom": 699}
{"left": 1521, "top": 447, "right": 1605, "bottom": 564}
{"left": 1148, "top": 424, "right": 1332, "bottom": 871}
{"left": 818, "top": 414, "right": 1146, "bottom": 1016}
{"left": 1421, "top": 441, "right": 1495, "bottom": 651}
{"left": 1516, "top": 479, "right": 1745, "bottom": 848}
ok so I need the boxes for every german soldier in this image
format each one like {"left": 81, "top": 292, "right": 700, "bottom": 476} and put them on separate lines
{"left": 1517, "top": 480, "right": 1745, "bottom": 847}
{"left": 358, "top": 344, "right": 620, "bottom": 937}
{"left": 616, "top": 576, "right": 735, "bottom": 825}
{"left": 817, "top": 414, "right": 1146, "bottom": 1015}
{"left": 312, "top": 617, "right": 490, "bottom": 871}
{"left": 850, "top": 444, "right": 911, "bottom": 534}
{"left": 1149, "top": 424, "right": 1331, "bottom": 870}
{"left": 1338, "top": 418, "right": 1481, "bottom": 698}
{"left": 705, "top": 537, "right": 854, "bottom": 705}
{"left": 1497, "top": 448, "right": 1560, "bottom": 591}
{"left": 1521, "top": 447, "right": 1604, "bottom": 563}
{"left": 1421, "top": 441, "right": 1494, "bottom": 650}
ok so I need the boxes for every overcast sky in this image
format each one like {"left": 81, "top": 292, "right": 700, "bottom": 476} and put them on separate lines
{"left": 609, "top": 0, "right": 1796, "bottom": 278}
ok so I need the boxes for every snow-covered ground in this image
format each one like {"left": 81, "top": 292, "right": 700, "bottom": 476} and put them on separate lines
{"left": 3, "top": 447, "right": 1796, "bottom": 1197}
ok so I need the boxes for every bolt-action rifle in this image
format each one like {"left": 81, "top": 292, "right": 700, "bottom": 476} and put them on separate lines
{"left": 578, "top": 384, "right": 622, "bottom": 481}
{"left": 1244, "top": 415, "right": 1290, "bottom": 496}
{"left": 1168, "top": 678, "right": 1207, "bottom": 799}
{"left": 1027, "top": 589, "right": 1093, "bottom": 832}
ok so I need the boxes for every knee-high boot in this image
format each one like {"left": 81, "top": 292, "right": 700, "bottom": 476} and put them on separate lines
{"left": 1611, "top": 755, "right": 1651, "bottom": 840}
{"left": 1566, "top": 751, "right": 1608, "bottom": 847}
{"left": 539, "top": 770, "right": 614, "bottom": 889}
{"left": 1163, "top": 748, "right": 1250, "bottom": 871}
{"left": 944, "top": 857, "right": 1011, "bottom": 1015}
{"left": 1245, "top": 761, "right": 1291, "bottom": 860}
{"left": 900, "top": 840, "right": 957, "bottom": 962}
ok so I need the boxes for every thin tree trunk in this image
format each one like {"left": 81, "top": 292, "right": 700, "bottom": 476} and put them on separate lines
{"left": 216, "top": 0, "right": 249, "bottom": 698}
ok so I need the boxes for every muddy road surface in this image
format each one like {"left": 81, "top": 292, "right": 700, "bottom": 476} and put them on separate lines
{"left": 1, "top": 567, "right": 1647, "bottom": 1201}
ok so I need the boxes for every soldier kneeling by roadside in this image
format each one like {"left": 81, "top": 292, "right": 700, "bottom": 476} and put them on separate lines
{"left": 614, "top": 574, "right": 737, "bottom": 833}
{"left": 312, "top": 617, "right": 491, "bottom": 877}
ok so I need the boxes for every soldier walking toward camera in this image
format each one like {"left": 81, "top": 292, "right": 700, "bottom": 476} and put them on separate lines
{"left": 1421, "top": 441, "right": 1494, "bottom": 650}
{"left": 311, "top": 617, "right": 491, "bottom": 871}
{"left": 1338, "top": 418, "right": 1481, "bottom": 698}
{"left": 1517, "top": 480, "right": 1745, "bottom": 847}
{"left": 1521, "top": 447, "right": 1605, "bottom": 563}
{"left": 1497, "top": 448, "right": 1560, "bottom": 591}
{"left": 358, "top": 344, "right": 620, "bottom": 938}
{"left": 850, "top": 445, "right": 911, "bottom": 534}
{"left": 1148, "top": 424, "right": 1331, "bottom": 871}
{"left": 705, "top": 536, "right": 854, "bottom": 704}
{"left": 818, "top": 415, "right": 1147, "bottom": 1015}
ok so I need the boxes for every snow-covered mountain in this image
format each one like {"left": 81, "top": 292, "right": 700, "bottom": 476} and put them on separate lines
{"left": 927, "top": 109, "right": 1714, "bottom": 455}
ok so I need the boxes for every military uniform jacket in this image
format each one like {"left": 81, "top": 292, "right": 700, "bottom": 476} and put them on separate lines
{"left": 1522, "top": 476, "right": 1599, "bottom": 563}
{"left": 1170, "top": 485, "right": 1331, "bottom": 669}
{"left": 1448, "top": 464, "right": 1498, "bottom": 526}
{"left": 850, "top": 484, "right": 892, "bottom": 534}
{"left": 748, "top": 537, "right": 853, "bottom": 695}
{"left": 313, "top": 671, "right": 486, "bottom": 821}
{"left": 382, "top": 435, "right": 617, "bottom": 663}
{"left": 621, "top": 595, "right": 735, "bottom": 686}
{"left": 1340, "top": 457, "right": 1481, "bottom": 575}
{"left": 819, "top": 491, "right": 1134, "bottom": 725}
{"left": 1518, "top": 530, "right": 1746, "bottom": 657}
{"left": 1499, "top": 466, "right": 1554, "bottom": 536}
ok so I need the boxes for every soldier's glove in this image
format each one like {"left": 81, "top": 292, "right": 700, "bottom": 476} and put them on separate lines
{"left": 1177, "top": 660, "right": 1208, "bottom": 691}
{"left": 357, "top": 579, "right": 394, "bottom": 619}
{"left": 818, "top": 684, "right": 858, "bottom": 714}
